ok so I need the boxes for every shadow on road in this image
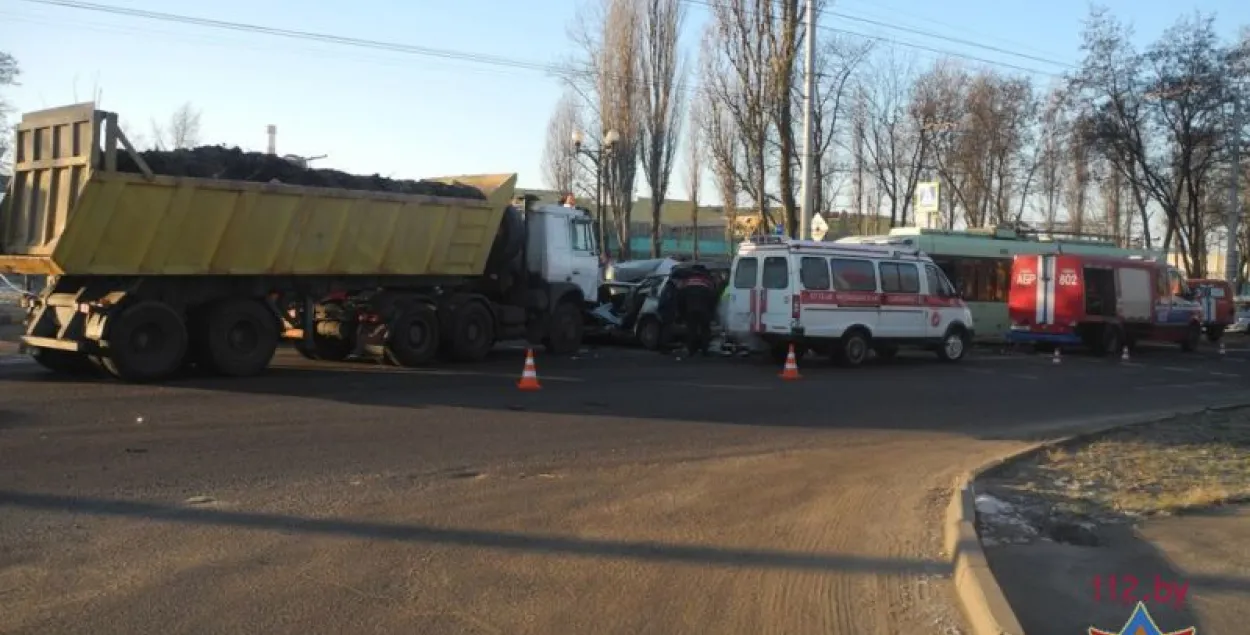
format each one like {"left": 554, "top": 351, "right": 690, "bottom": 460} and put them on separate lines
{"left": 0, "top": 489, "right": 948, "bottom": 576}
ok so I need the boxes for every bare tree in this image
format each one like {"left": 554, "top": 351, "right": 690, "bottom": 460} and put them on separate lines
{"left": 766, "top": 0, "right": 803, "bottom": 235}
{"left": 151, "top": 102, "right": 202, "bottom": 150}
{"left": 685, "top": 95, "right": 703, "bottom": 259}
{"left": 541, "top": 90, "right": 583, "bottom": 196}
{"left": 638, "top": 0, "right": 687, "bottom": 257}
{"left": 599, "top": 0, "right": 643, "bottom": 260}
{"left": 699, "top": 57, "right": 741, "bottom": 253}
{"left": 861, "top": 49, "right": 929, "bottom": 227}
{"left": 1035, "top": 87, "right": 1069, "bottom": 230}
{"left": 0, "top": 52, "right": 19, "bottom": 173}
{"left": 799, "top": 36, "right": 873, "bottom": 220}
{"left": 565, "top": 0, "right": 643, "bottom": 260}
{"left": 703, "top": 0, "right": 774, "bottom": 231}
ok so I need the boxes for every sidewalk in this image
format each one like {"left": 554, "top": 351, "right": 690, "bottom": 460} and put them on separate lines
{"left": 974, "top": 409, "right": 1250, "bottom": 634}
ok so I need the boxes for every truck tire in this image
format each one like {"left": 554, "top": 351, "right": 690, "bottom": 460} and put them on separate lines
{"left": 1207, "top": 324, "right": 1225, "bottom": 343}
{"left": 200, "top": 298, "right": 279, "bottom": 377}
{"left": 446, "top": 301, "right": 495, "bottom": 362}
{"left": 546, "top": 300, "right": 585, "bottom": 355}
{"left": 31, "top": 348, "right": 101, "bottom": 376}
{"left": 101, "top": 301, "right": 189, "bottom": 382}
{"left": 385, "top": 304, "right": 440, "bottom": 367}
{"left": 1092, "top": 325, "right": 1122, "bottom": 358}
{"left": 1181, "top": 323, "right": 1201, "bottom": 352}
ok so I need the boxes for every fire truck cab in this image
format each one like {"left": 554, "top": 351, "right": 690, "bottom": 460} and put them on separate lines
{"left": 1006, "top": 253, "right": 1204, "bottom": 355}
{"left": 1186, "top": 278, "right": 1235, "bottom": 342}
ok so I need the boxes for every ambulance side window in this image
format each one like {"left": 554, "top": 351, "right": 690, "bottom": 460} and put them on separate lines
{"left": 733, "top": 258, "right": 758, "bottom": 289}
{"left": 830, "top": 258, "right": 878, "bottom": 292}
{"left": 800, "top": 257, "right": 831, "bottom": 290}
{"left": 925, "top": 265, "right": 950, "bottom": 296}
{"left": 880, "top": 262, "right": 920, "bottom": 294}
{"left": 762, "top": 257, "right": 789, "bottom": 290}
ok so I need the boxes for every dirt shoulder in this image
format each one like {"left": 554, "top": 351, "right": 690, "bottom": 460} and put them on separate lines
{"left": 974, "top": 407, "right": 1250, "bottom": 635}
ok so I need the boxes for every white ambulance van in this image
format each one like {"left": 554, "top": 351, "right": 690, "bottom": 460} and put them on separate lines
{"left": 724, "top": 235, "right": 974, "bottom": 366}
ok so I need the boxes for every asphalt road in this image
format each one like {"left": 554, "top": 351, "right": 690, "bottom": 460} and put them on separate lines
{"left": 2, "top": 341, "right": 1249, "bottom": 635}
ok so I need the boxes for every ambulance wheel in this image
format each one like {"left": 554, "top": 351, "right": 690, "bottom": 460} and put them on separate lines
{"left": 1180, "top": 323, "right": 1201, "bottom": 352}
{"left": 936, "top": 326, "right": 969, "bottom": 363}
{"left": 835, "top": 330, "right": 871, "bottom": 367}
{"left": 1207, "top": 325, "right": 1225, "bottom": 343}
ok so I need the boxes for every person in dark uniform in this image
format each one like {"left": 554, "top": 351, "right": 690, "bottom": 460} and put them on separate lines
{"left": 659, "top": 264, "right": 717, "bottom": 355}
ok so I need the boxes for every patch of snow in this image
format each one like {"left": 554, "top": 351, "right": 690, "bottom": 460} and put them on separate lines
{"left": 975, "top": 493, "right": 1014, "bottom": 516}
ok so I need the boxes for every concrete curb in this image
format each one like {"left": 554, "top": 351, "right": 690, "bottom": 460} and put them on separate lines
{"left": 944, "top": 401, "right": 1250, "bottom": 635}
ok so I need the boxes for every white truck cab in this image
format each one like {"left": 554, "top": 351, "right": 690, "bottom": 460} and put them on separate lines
{"left": 525, "top": 204, "right": 601, "bottom": 302}
{"left": 725, "top": 236, "right": 974, "bottom": 366}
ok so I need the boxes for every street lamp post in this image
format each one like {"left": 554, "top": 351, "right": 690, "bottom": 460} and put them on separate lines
{"left": 572, "top": 129, "right": 619, "bottom": 257}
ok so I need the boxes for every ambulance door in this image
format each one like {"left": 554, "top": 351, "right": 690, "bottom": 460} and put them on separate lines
{"left": 878, "top": 261, "right": 925, "bottom": 337}
{"left": 757, "top": 254, "right": 794, "bottom": 334}
{"left": 923, "top": 263, "right": 961, "bottom": 338}
{"left": 726, "top": 255, "right": 759, "bottom": 337}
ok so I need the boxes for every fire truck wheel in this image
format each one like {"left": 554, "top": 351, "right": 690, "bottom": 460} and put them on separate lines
{"left": 1206, "top": 325, "right": 1225, "bottom": 343}
{"left": 1181, "top": 324, "right": 1201, "bottom": 352}
{"left": 835, "top": 329, "right": 871, "bottom": 367}
{"left": 1094, "top": 326, "right": 1123, "bottom": 358}
{"left": 936, "top": 326, "right": 969, "bottom": 363}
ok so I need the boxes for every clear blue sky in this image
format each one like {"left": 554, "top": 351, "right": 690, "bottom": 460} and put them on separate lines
{"left": 1, "top": 0, "right": 1245, "bottom": 195}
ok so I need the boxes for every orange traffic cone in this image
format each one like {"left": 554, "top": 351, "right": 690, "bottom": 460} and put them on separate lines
{"left": 517, "top": 349, "right": 542, "bottom": 391}
{"left": 779, "top": 344, "right": 801, "bottom": 380}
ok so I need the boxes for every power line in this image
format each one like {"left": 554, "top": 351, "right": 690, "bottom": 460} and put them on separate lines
{"left": 20, "top": 0, "right": 1066, "bottom": 85}
{"left": 681, "top": 0, "right": 1067, "bottom": 77}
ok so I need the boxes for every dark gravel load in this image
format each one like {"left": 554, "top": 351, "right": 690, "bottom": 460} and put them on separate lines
{"left": 114, "top": 146, "right": 487, "bottom": 200}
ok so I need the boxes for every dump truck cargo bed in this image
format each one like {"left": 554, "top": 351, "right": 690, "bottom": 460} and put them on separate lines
{"left": 0, "top": 103, "right": 516, "bottom": 277}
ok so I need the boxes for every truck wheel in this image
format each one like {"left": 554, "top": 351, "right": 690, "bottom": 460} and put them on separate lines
{"left": 446, "top": 301, "right": 495, "bottom": 362}
{"left": 30, "top": 348, "right": 101, "bottom": 376}
{"left": 1207, "top": 325, "right": 1225, "bottom": 343}
{"left": 101, "top": 301, "right": 189, "bottom": 382}
{"left": 386, "top": 304, "right": 439, "bottom": 367}
{"left": 546, "top": 301, "right": 585, "bottom": 355}
{"left": 1181, "top": 323, "right": 1201, "bottom": 352}
{"left": 199, "top": 299, "right": 279, "bottom": 377}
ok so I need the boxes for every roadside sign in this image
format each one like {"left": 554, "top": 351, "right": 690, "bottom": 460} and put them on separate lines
{"left": 915, "top": 181, "right": 940, "bottom": 214}
{"left": 810, "top": 213, "right": 829, "bottom": 241}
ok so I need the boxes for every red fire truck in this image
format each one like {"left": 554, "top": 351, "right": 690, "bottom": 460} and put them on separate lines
{"left": 1006, "top": 253, "right": 1204, "bottom": 355}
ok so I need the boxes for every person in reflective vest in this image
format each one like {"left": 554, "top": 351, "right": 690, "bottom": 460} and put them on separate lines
{"left": 659, "top": 264, "right": 717, "bottom": 355}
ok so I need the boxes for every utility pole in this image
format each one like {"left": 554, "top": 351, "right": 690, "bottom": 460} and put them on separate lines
{"left": 797, "top": 0, "right": 817, "bottom": 240}
{"left": 1226, "top": 91, "right": 1243, "bottom": 287}
{"left": 853, "top": 91, "right": 865, "bottom": 233}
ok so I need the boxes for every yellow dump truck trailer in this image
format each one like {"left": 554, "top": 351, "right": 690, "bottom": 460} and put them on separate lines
{"left": 0, "top": 103, "right": 603, "bottom": 382}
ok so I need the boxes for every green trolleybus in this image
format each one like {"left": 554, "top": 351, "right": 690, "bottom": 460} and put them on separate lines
{"left": 836, "top": 226, "right": 1161, "bottom": 343}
